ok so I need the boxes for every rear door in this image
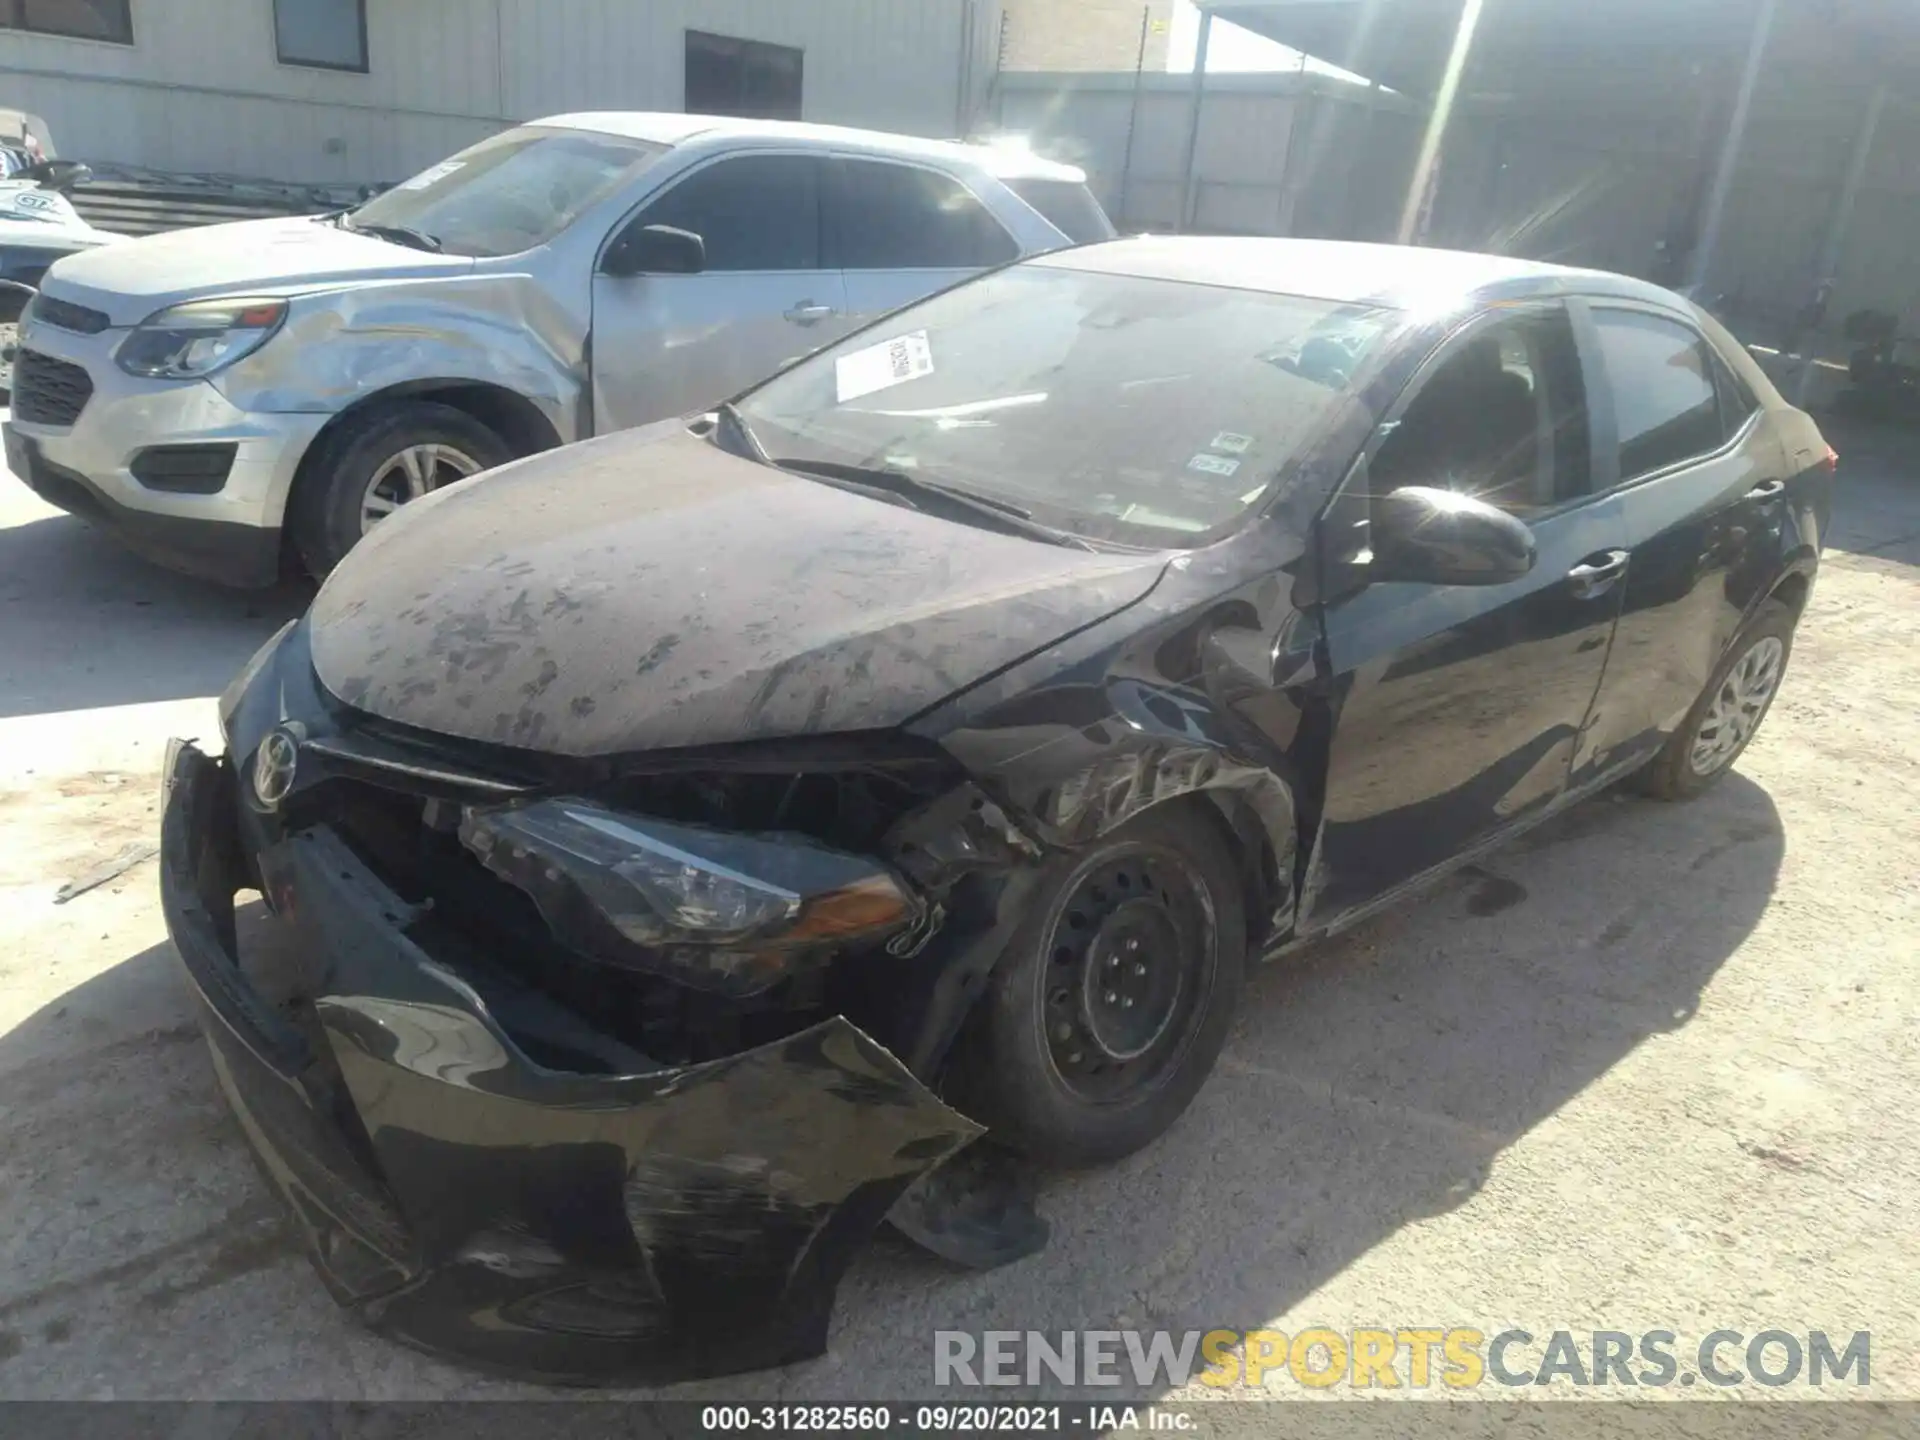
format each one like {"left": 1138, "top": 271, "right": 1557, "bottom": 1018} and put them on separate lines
{"left": 589, "top": 152, "right": 851, "bottom": 431}
{"left": 1300, "top": 302, "right": 1629, "bottom": 927}
{"left": 828, "top": 157, "right": 1023, "bottom": 327}
{"left": 1565, "top": 301, "right": 1790, "bottom": 787}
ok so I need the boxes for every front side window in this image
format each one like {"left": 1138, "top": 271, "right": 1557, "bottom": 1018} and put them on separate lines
{"left": 347, "top": 126, "right": 668, "bottom": 258}
{"left": 685, "top": 30, "right": 803, "bottom": 121}
{"left": 834, "top": 160, "right": 1020, "bottom": 271}
{"left": 1593, "top": 309, "right": 1726, "bottom": 479}
{"left": 1372, "top": 309, "right": 1591, "bottom": 516}
{"left": 1, "top": 0, "right": 133, "bottom": 43}
{"left": 273, "top": 0, "right": 366, "bottom": 72}
{"left": 633, "top": 155, "right": 821, "bottom": 272}
{"left": 735, "top": 264, "right": 1398, "bottom": 549}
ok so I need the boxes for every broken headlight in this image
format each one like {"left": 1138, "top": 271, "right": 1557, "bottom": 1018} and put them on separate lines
{"left": 459, "top": 798, "right": 919, "bottom": 996}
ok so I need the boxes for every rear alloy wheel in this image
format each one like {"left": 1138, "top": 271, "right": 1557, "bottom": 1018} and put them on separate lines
{"left": 289, "top": 400, "right": 511, "bottom": 579}
{"left": 954, "top": 804, "right": 1245, "bottom": 1166}
{"left": 1633, "top": 597, "right": 1797, "bottom": 800}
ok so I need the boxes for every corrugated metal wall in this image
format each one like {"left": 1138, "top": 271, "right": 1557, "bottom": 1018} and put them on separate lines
{"left": 995, "top": 72, "right": 1417, "bottom": 235}
{"left": 0, "top": 0, "right": 989, "bottom": 184}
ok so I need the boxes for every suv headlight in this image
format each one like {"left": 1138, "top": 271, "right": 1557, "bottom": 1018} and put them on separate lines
{"left": 116, "top": 297, "right": 287, "bottom": 379}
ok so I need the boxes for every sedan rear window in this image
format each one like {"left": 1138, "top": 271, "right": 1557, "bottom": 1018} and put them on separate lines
{"left": 736, "top": 265, "right": 1397, "bottom": 549}
{"left": 1004, "top": 178, "right": 1117, "bottom": 245}
{"left": 348, "top": 126, "right": 668, "bottom": 258}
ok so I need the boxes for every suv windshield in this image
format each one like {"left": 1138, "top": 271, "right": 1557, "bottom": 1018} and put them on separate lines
{"left": 347, "top": 126, "right": 668, "bottom": 258}
{"left": 735, "top": 264, "right": 1398, "bottom": 548}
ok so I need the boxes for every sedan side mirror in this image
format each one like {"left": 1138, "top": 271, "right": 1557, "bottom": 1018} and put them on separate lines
{"left": 1370, "top": 485, "right": 1537, "bottom": 586}
{"left": 24, "top": 159, "right": 90, "bottom": 192}
{"left": 602, "top": 223, "right": 706, "bottom": 278}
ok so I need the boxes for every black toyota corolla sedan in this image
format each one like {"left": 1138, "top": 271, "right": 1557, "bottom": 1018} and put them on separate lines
{"left": 161, "top": 237, "right": 1833, "bottom": 1383}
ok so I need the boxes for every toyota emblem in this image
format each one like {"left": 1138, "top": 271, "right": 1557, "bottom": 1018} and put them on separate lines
{"left": 251, "top": 728, "right": 301, "bottom": 809}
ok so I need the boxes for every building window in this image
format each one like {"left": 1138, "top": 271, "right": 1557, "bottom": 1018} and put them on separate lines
{"left": 0, "top": 0, "right": 135, "bottom": 44}
{"left": 274, "top": 0, "right": 367, "bottom": 73}
{"left": 685, "top": 30, "right": 803, "bottom": 121}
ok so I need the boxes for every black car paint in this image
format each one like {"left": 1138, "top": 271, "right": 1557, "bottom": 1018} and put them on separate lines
{"left": 164, "top": 252, "right": 1829, "bottom": 1385}
{"left": 307, "top": 426, "right": 1169, "bottom": 757}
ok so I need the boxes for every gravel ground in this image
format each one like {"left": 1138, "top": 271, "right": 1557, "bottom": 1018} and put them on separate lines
{"left": 0, "top": 416, "right": 1915, "bottom": 1405}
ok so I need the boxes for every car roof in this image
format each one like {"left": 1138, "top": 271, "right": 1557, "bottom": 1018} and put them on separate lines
{"left": 534, "top": 112, "right": 1088, "bottom": 183}
{"left": 1042, "top": 235, "right": 1690, "bottom": 312}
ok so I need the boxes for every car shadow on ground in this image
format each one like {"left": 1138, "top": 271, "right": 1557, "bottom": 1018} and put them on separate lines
{"left": 0, "top": 768, "right": 1784, "bottom": 1397}
{"left": 0, "top": 513, "right": 310, "bottom": 720}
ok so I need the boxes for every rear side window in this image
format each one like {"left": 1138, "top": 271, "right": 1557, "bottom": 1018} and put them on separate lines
{"left": 1593, "top": 310, "right": 1726, "bottom": 478}
{"left": 637, "top": 154, "right": 821, "bottom": 271}
{"left": 1004, "top": 178, "right": 1116, "bottom": 244}
{"left": 833, "top": 160, "right": 1020, "bottom": 270}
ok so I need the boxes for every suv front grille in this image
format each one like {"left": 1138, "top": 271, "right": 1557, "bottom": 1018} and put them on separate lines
{"left": 31, "top": 294, "right": 111, "bottom": 336}
{"left": 12, "top": 348, "right": 94, "bottom": 426}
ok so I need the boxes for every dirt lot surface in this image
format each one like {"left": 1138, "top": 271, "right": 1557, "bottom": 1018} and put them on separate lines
{"left": 0, "top": 417, "right": 1915, "bottom": 1404}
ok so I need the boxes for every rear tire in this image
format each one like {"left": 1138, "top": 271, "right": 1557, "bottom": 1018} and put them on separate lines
{"left": 950, "top": 803, "right": 1246, "bottom": 1168}
{"left": 1631, "top": 598, "right": 1796, "bottom": 801}
{"left": 288, "top": 401, "right": 510, "bottom": 579}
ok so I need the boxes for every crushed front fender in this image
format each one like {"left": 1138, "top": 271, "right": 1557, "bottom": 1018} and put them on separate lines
{"left": 159, "top": 738, "right": 983, "bottom": 1385}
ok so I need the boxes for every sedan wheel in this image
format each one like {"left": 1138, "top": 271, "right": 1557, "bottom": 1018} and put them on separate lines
{"left": 1687, "top": 634, "right": 1785, "bottom": 777}
{"left": 359, "top": 442, "right": 483, "bottom": 533}
{"left": 953, "top": 803, "right": 1246, "bottom": 1167}
{"left": 1632, "top": 596, "right": 1797, "bottom": 801}
{"left": 1040, "top": 846, "right": 1212, "bottom": 1104}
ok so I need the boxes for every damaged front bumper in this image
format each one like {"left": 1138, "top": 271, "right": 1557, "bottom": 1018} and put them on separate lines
{"left": 159, "top": 737, "right": 984, "bottom": 1385}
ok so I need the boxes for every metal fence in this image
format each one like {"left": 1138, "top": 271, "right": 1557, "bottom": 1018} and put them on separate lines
{"left": 67, "top": 164, "right": 373, "bottom": 238}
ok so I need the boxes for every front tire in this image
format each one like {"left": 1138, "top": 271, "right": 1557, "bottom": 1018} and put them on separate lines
{"left": 951, "top": 803, "right": 1246, "bottom": 1167}
{"left": 1632, "top": 598, "right": 1796, "bottom": 801}
{"left": 289, "top": 401, "right": 510, "bottom": 579}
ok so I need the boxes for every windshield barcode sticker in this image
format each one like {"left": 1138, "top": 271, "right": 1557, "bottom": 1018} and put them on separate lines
{"left": 1188, "top": 453, "right": 1241, "bottom": 477}
{"left": 399, "top": 159, "right": 466, "bottom": 191}
{"left": 835, "top": 330, "right": 935, "bottom": 403}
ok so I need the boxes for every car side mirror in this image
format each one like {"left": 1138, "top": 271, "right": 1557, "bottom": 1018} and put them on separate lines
{"left": 24, "top": 159, "right": 89, "bottom": 192}
{"left": 1370, "top": 485, "right": 1537, "bottom": 586}
{"left": 602, "top": 223, "right": 706, "bottom": 278}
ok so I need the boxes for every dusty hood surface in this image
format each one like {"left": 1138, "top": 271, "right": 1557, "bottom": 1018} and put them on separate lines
{"left": 39, "top": 213, "right": 474, "bottom": 325}
{"left": 309, "top": 427, "right": 1168, "bottom": 757}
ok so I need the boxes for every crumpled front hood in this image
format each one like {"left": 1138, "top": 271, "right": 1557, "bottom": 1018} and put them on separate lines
{"left": 309, "top": 426, "right": 1167, "bottom": 757}
{"left": 41, "top": 214, "right": 474, "bottom": 325}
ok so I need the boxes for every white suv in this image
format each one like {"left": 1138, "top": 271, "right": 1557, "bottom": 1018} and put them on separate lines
{"left": 6, "top": 113, "right": 1111, "bottom": 585}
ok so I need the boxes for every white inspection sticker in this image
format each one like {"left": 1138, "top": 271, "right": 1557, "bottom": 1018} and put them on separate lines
{"left": 835, "top": 330, "right": 934, "bottom": 403}
{"left": 399, "top": 159, "right": 466, "bottom": 191}
{"left": 1210, "top": 431, "right": 1254, "bottom": 454}
{"left": 1188, "top": 453, "right": 1241, "bottom": 478}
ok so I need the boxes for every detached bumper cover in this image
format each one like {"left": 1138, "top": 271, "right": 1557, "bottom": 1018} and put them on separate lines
{"left": 159, "top": 739, "right": 983, "bottom": 1384}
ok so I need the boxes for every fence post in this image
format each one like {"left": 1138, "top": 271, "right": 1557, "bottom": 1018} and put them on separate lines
{"left": 1178, "top": 9, "right": 1213, "bottom": 231}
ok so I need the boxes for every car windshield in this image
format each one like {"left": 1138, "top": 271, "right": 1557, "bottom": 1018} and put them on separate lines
{"left": 735, "top": 264, "right": 1399, "bottom": 548}
{"left": 347, "top": 126, "right": 669, "bottom": 258}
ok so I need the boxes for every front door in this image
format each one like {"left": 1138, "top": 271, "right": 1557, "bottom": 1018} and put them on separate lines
{"left": 1298, "top": 303, "right": 1628, "bottom": 928}
{"left": 590, "top": 153, "right": 852, "bottom": 431}
{"left": 829, "top": 157, "right": 1023, "bottom": 328}
{"left": 1566, "top": 303, "right": 1791, "bottom": 785}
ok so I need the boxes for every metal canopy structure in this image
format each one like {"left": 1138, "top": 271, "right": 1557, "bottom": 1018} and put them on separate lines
{"left": 1195, "top": 0, "right": 1920, "bottom": 103}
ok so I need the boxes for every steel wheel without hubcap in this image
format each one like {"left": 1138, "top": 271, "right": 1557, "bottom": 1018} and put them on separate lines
{"left": 359, "top": 443, "right": 482, "bottom": 532}
{"left": 1038, "top": 845, "right": 1216, "bottom": 1105}
{"left": 1688, "top": 634, "right": 1785, "bottom": 776}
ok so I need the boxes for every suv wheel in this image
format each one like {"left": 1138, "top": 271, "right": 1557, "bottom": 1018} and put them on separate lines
{"left": 290, "top": 401, "right": 510, "bottom": 578}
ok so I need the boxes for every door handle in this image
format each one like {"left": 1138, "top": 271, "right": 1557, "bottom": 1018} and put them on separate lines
{"left": 783, "top": 301, "right": 836, "bottom": 326}
{"left": 1745, "top": 478, "right": 1786, "bottom": 501}
{"left": 1566, "top": 549, "right": 1630, "bottom": 599}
